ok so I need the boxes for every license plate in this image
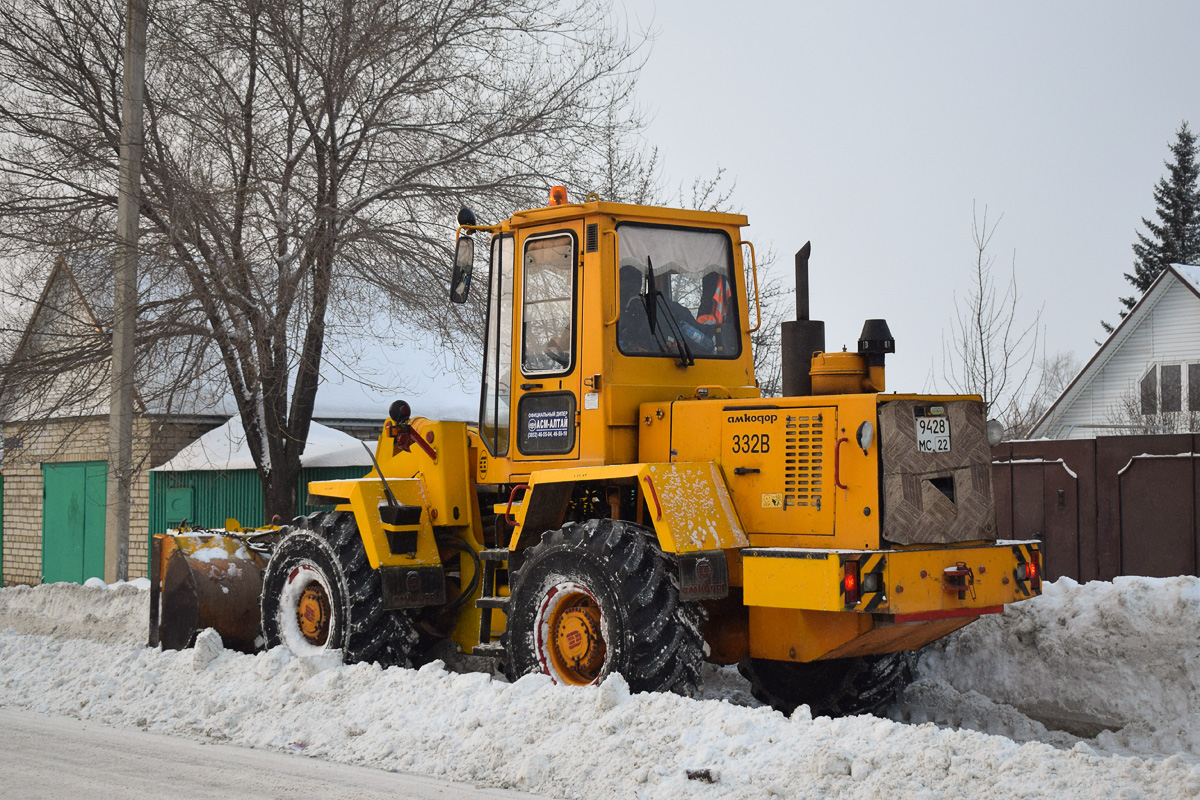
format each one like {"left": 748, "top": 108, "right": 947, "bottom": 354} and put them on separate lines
{"left": 915, "top": 415, "right": 951, "bottom": 453}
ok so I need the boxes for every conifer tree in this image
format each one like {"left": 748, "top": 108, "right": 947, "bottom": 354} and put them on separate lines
{"left": 1105, "top": 122, "right": 1200, "bottom": 332}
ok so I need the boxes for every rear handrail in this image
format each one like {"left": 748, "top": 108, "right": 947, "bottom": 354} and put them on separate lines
{"left": 742, "top": 240, "right": 761, "bottom": 333}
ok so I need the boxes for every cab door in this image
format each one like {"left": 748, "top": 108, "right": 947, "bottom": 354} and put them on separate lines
{"left": 511, "top": 224, "right": 583, "bottom": 466}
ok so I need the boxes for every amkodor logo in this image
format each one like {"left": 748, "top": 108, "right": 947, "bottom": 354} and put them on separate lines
{"left": 726, "top": 413, "right": 778, "bottom": 424}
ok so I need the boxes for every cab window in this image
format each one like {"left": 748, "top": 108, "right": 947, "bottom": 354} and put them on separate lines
{"left": 616, "top": 224, "right": 740, "bottom": 359}
{"left": 480, "top": 235, "right": 514, "bottom": 455}
{"left": 521, "top": 233, "right": 576, "bottom": 375}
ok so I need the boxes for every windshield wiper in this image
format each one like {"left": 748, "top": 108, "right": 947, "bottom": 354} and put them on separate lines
{"left": 640, "top": 256, "right": 694, "bottom": 367}
{"left": 643, "top": 255, "right": 661, "bottom": 335}
{"left": 655, "top": 294, "right": 695, "bottom": 366}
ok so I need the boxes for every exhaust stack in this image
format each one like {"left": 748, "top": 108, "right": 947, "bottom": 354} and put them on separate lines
{"left": 780, "top": 242, "right": 825, "bottom": 396}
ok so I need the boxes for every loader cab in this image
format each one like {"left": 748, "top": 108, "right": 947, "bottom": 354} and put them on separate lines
{"left": 455, "top": 193, "right": 761, "bottom": 481}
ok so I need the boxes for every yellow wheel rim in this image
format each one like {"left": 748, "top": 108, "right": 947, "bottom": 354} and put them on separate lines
{"left": 296, "top": 583, "right": 331, "bottom": 646}
{"left": 537, "top": 583, "right": 606, "bottom": 685}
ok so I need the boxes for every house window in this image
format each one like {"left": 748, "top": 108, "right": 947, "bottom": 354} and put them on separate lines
{"left": 1140, "top": 362, "right": 1200, "bottom": 416}
{"left": 1141, "top": 368, "right": 1157, "bottom": 415}
{"left": 1161, "top": 365, "right": 1182, "bottom": 412}
{"left": 1191, "top": 364, "right": 1200, "bottom": 412}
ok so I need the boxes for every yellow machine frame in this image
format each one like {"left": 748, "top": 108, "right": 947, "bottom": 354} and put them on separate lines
{"left": 307, "top": 195, "right": 1041, "bottom": 666}
{"left": 149, "top": 190, "right": 1041, "bottom": 720}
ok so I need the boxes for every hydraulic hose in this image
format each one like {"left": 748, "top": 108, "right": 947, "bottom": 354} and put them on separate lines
{"left": 435, "top": 533, "right": 482, "bottom": 613}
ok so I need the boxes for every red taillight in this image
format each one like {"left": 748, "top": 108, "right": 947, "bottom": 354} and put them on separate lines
{"left": 843, "top": 561, "right": 861, "bottom": 606}
{"left": 1016, "top": 553, "right": 1043, "bottom": 592}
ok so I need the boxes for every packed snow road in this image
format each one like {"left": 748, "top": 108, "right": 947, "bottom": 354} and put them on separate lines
{"left": 1, "top": 577, "right": 1198, "bottom": 799}
{"left": 0, "top": 707, "right": 544, "bottom": 799}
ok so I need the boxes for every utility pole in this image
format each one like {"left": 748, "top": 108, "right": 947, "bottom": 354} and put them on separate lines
{"left": 106, "top": 0, "right": 147, "bottom": 583}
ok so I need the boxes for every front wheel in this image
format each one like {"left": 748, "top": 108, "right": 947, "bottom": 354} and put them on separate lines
{"left": 260, "top": 512, "right": 418, "bottom": 667}
{"left": 503, "top": 518, "right": 704, "bottom": 695}
{"left": 738, "top": 651, "right": 916, "bottom": 718}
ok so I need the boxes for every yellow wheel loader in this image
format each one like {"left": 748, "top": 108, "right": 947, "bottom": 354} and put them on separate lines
{"left": 151, "top": 190, "right": 1042, "bottom": 718}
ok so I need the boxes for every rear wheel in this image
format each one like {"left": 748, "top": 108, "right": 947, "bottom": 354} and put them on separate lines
{"left": 503, "top": 518, "right": 704, "bottom": 695}
{"left": 260, "top": 511, "right": 418, "bottom": 666}
{"left": 738, "top": 651, "right": 916, "bottom": 718}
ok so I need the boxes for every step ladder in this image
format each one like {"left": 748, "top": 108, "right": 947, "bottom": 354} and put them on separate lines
{"left": 472, "top": 548, "right": 509, "bottom": 657}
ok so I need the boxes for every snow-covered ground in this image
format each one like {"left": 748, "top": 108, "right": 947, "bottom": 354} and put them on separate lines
{"left": 1, "top": 576, "right": 1198, "bottom": 799}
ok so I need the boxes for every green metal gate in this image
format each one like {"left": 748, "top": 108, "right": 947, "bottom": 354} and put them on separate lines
{"left": 42, "top": 461, "right": 107, "bottom": 584}
{"left": 148, "top": 465, "right": 367, "bottom": 533}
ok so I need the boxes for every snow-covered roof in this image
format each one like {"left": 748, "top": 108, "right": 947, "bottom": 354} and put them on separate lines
{"left": 152, "top": 416, "right": 373, "bottom": 471}
{"left": 312, "top": 330, "right": 478, "bottom": 423}
{"left": 1030, "top": 263, "right": 1200, "bottom": 437}
{"left": 2, "top": 258, "right": 481, "bottom": 424}
{"left": 1174, "top": 263, "right": 1200, "bottom": 295}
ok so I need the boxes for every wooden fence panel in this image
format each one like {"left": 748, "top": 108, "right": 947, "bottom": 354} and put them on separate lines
{"left": 992, "top": 442, "right": 1014, "bottom": 540}
{"left": 1040, "top": 460, "right": 1080, "bottom": 582}
{"left": 1096, "top": 434, "right": 1192, "bottom": 580}
{"left": 1116, "top": 449, "right": 1194, "bottom": 577}
{"left": 994, "top": 434, "right": 1198, "bottom": 583}
{"left": 992, "top": 440, "right": 1095, "bottom": 582}
{"left": 1195, "top": 433, "right": 1200, "bottom": 579}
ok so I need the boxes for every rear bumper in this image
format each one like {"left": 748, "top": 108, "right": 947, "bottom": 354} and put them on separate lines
{"left": 741, "top": 540, "right": 1041, "bottom": 616}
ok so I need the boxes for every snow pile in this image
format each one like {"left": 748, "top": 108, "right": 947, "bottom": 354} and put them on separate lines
{"left": 153, "top": 417, "right": 373, "bottom": 472}
{"left": 0, "top": 580, "right": 149, "bottom": 645}
{"left": 1, "top": 577, "right": 1199, "bottom": 799}
{"left": 898, "top": 575, "right": 1200, "bottom": 758}
{"left": 1, "top": 634, "right": 1196, "bottom": 799}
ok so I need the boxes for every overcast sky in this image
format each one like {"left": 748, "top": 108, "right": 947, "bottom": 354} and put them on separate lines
{"left": 636, "top": 1, "right": 1200, "bottom": 396}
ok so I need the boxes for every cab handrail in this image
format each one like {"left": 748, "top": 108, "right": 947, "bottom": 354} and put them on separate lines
{"left": 742, "top": 239, "right": 761, "bottom": 333}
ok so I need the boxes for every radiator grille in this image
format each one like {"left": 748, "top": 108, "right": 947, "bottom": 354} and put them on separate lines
{"left": 783, "top": 412, "right": 825, "bottom": 509}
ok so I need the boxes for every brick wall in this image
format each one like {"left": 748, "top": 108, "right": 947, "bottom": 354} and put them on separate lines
{"left": 1, "top": 415, "right": 221, "bottom": 586}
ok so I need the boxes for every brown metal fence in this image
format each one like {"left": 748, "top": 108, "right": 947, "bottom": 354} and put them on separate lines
{"left": 992, "top": 434, "right": 1200, "bottom": 582}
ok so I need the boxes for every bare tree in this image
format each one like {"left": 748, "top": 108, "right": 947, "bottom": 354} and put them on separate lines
{"left": 665, "top": 166, "right": 789, "bottom": 395}
{"left": 0, "top": 0, "right": 648, "bottom": 515}
{"left": 679, "top": 165, "right": 737, "bottom": 213}
{"left": 942, "top": 204, "right": 1042, "bottom": 430}
{"left": 1107, "top": 392, "right": 1200, "bottom": 434}
{"left": 579, "top": 101, "right": 664, "bottom": 206}
{"left": 1004, "top": 350, "right": 1080, "bottom": 438}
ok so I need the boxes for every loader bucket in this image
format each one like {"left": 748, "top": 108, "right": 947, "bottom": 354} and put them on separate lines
{"left": 149, "top": 532, "right": 274, "bottom": 653}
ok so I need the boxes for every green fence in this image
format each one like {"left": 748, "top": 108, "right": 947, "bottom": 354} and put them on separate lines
{"left": 148, "top": 465, "right": 368, "bottom": 534}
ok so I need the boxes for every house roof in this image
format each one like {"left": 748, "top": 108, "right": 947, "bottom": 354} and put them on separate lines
{"left": 153, "top": 416, "right": 373, "bottom": 471}
{"left": 0, "top": 257, "right": 150, "bottom": 420}
{"left": 308, "top": 330, "right": 478, "bottom": 423}
{"left": 1174, "top": 263, "right": 1200, "bottom": 295}
{"left": 2, "top": 258, "right": 480, "bottom": 425}
{"left": 1029, "top": 263, "right": 1200, "bottom": 437}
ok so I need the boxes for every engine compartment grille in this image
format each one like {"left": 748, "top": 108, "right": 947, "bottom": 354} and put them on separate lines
{"left": 783, "top": 412, "right": 825, "bottom": 509}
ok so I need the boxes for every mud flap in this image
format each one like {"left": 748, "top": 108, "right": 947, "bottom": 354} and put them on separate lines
{"left": 677, "top": 549, "right": 729, "bottom": 600}
{"left": 379, "top": 565, "right": 447, "bottom": 609}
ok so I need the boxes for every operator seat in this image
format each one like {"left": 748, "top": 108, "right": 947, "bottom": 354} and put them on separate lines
{"left": 617, "top": 263, "right": 656, "bottom": 353}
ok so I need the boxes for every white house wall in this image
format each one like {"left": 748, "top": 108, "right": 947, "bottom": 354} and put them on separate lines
{"left": 1044, "top": 279, "right": 1200, "bottom": 438}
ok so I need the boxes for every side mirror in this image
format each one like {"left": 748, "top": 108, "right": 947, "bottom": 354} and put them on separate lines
{"left": 450, "top": 236, "right": 474, "bottom": 304}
